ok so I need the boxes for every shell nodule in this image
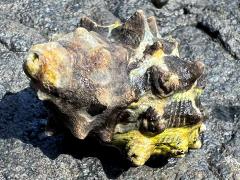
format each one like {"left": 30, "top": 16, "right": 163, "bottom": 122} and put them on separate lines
{"left": 23, "top": 10, "right": 206, "bottom": 166}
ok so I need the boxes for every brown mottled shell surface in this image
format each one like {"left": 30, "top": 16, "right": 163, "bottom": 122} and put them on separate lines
{"left": 23, "top": 10, "right": 205, "bottom": 145}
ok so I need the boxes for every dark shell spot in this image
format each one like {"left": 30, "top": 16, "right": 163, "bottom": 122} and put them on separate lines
{"left": 87, "top": 103, "right": 107, "bottom": 116}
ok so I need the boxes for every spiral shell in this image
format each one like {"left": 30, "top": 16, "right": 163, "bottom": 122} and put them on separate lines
{"left": 23, "top": 10, "right": 206, "bottom": 165}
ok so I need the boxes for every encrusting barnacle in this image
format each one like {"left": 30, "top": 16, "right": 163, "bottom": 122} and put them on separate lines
{"left": 23, "top": 10, "right": 206, "bottom": 166}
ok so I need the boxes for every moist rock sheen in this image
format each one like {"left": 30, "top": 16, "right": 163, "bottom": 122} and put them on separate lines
{"left": 0, "top": 0, "right": 239, "bottom": 179}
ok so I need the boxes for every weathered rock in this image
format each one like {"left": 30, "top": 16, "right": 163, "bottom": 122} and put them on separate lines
{"left": 0, "top": 0, "right": 239, "bottom": 179}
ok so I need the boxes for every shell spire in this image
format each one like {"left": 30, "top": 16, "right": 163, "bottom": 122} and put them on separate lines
{"left": 115, "top": 10, "right": 149, "bottom": 48}
{"left": 147, "top": 16, "right": 161, "bottom": 38}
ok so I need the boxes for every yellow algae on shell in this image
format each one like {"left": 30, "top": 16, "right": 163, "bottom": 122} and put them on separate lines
{"left": 24, "top": 52, "right": 41, "bottom": 79}
{"left": 112, "top": 123, "right": 203, "bottom": 166}
{"left": 173, "top": 83, "right": 203, "bottom": 102}
{"left": 26, "top": 42, "right": 72, "bottom": 88}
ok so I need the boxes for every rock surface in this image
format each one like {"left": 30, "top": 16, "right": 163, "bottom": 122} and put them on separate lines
{"left": 0, "top": 0, "right": 239, "bottom": 179}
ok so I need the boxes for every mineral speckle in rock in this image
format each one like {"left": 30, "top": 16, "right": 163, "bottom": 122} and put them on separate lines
{"left": 151, "top": 0, "right": 169, "bottom": 9}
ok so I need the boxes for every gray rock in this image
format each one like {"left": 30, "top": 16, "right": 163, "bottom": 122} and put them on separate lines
{"left": 0, "top": 0, "right": 239, "bottom": 179}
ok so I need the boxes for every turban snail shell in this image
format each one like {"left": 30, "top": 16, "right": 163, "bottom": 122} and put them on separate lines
{"left": 24, "top": 10, "right": 206, "bottom": 166}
